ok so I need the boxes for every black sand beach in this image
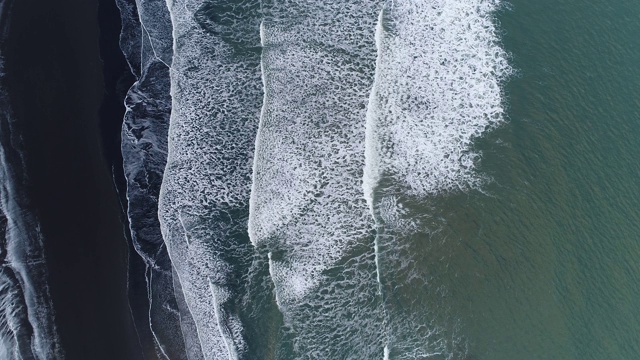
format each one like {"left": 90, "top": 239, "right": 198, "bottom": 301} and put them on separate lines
{"left": 2, "top": 0, "right": 142, "bottom": 358}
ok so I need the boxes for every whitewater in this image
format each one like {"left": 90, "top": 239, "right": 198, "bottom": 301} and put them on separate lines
{"left": 117, "top": 0, "right": 511, "bottom": 358}
{"left": 158, "top": 0, "right": 263, "bottom": 358}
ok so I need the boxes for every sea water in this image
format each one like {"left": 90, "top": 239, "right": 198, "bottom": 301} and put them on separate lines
{"left": 116, "top": 0, "right": 640, "bottom": 358}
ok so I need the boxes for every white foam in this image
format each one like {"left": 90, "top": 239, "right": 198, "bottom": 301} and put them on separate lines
{"left": 159, "top": 0, "right": 262, "bottom": 358}
{"left": 247, "top": 21, "right": 267, "bottom": 248}
{"left": 363, "top": 1, "right": 511, "bottom": 358}
{"left": 363, "top": 9, "right": 386, "bottom": 215}
{"left": 209, "top": 282, "right": 239, "bottom": 360}
{"left": 265, "top": 252, "right": 281, "bottom": 309}
{"left": 367, "top": 6, "right": 386, "bottom": 296}
{"left": 249, "top": 0, "right": 382, "bottom": 306}
{"left": 248, "top": 1, "right": 387, "bottom": 357}
{"left": 366, "top": 14, "right": 391, "bottom": 360}
{"left": 363, "top": 0, "right": 512, "bottom": 199}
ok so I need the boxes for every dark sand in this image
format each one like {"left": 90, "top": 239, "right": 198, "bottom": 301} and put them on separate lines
{"left": 3, "top": 0, "right": 142, "bottom": 358}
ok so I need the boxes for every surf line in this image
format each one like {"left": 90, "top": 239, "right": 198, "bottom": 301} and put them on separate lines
{"left": 247, "top": 21, "right": 267, "bottom": 250}
{"left": 362, "top": 8, "right": 391, "bottom": 358}
{"left": 248, "top": 21, "right": 286, "bottom": 316}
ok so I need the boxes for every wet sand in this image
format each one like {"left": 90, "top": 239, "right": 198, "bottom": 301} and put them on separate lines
{"left": 3, "top": 0, "right": 142, "bottom": 358}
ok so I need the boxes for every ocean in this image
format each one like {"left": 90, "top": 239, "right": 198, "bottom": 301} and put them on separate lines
{"left": 0, "top": 0, "right": 639, "bottom": 358}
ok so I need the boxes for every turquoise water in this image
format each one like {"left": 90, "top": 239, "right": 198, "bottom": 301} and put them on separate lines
{"left": 381, "top": 1, "right": 640, "bottom": 359}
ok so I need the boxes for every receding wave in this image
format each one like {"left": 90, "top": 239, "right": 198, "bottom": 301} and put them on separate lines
{"left": 0, "top": 184, "right": 62, "bottom": 360}
{"left": 0, "top": 41, "right": 63, "bottom": 359}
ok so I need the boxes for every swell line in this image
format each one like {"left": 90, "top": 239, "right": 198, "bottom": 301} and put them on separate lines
{"left": 363, "top": 8, "right": 390, "bottom": 358}
{"left": 247, "top": 20, "right": 267, "bottom": 250}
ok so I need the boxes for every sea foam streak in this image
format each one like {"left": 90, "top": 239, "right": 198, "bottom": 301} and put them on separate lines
{"left": 116, "top": 0, "right": 192, "bottom": 357}
{"left": 364, "top": 0, "right": 511, "bottom": 358}
{"left": 249, "top": 1, "right": 385, "bottom": 357}
{"left": 159, "top": 0, "right": 262, "bottom": 358}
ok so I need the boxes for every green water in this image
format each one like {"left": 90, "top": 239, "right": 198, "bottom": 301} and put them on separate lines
{"left": 383, "top": 1, "right": 640, "bottom": 359}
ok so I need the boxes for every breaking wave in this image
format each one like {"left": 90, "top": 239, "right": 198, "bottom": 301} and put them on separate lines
{"left": 248, "top": 1, "right": 387, "bottom": 357}
{"left": 120, "top": 0, "right": 512, "bottom": 358}
{"left": 158, "top": 0, "right": 262, "bottom": 357}
{"left": 363, "top": 1, "right": 512, "bottom": 358}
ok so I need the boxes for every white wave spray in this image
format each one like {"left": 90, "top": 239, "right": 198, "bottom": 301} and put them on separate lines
{"left": 116, "top": 0, "right": 192, "bottom": 358}
{"left": 363, "top": 0, "right": 512, "bottom": 200}
{"left": 248, "top": 1, "right": 386, "bottom": 357}
{"left": 363, "top": 0, "right": 512, "bottom": 358}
